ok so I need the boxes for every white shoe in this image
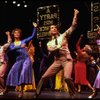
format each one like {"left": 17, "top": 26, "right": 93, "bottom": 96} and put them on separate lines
{"left": 88, "top": 90, "right": 96, "bottom": 99}
{"left": 88, "top": 95, "right": 92, "bottom": 99}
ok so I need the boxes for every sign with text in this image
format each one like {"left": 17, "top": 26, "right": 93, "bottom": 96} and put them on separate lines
{"left": 91, "top": 2, "right": 100, "bottom": 31}
{"left": 37, "top": 5, "right": 59, "bottom": 40}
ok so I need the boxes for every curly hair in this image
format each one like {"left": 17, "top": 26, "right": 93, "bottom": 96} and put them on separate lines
{"left": 85, "top": 45, "right": 92, "bottom": 55}
{"left": 11, "top": 28, "right": 22, "bottom": 36}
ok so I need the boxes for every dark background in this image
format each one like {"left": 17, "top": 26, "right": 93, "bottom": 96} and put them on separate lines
{"left": 0, "top": 0, "right": 92, "bottom": 56}
{"left": 0, "top": 0, "right": 91, "bottom": 44}
{"left": 0, "top": 0, "right": 93, "bottom": 86}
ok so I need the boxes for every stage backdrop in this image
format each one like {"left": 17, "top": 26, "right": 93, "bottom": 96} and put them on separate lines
{"left": 87, "top": 2, "right": 100, "bottom": 55}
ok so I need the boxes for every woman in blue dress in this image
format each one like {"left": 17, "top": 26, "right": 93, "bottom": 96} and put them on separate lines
{"left": 6, "top": 22, "right": 37, "bottom": 98}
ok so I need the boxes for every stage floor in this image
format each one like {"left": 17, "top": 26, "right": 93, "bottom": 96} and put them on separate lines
{"left": 0, "top": 90, "right": 100, "bottom": 99}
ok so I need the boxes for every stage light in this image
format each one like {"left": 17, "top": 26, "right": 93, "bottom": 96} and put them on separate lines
{"left": 13, "top": 1, "right": 16, "bottom": 4}
{"left": 4, "top": 1, "right": 29, "bottom": 8}
{"left": 24, "top": 4, "right": 27, "bottom": 8}
{"left": 17, "top": 3, "right": 21, "bottom": 7}
{"left": 23, "top": 1, "right": 26, "bottom": 3}
{"left": 5, "top": 1, "right": 8, "bottom": 3}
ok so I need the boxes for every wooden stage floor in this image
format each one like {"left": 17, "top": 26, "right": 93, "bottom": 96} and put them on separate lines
{"left": 0, "top": 90, "right": 100, "bottom": 99}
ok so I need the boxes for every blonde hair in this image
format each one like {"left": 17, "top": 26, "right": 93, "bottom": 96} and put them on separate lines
{"left": 85, "top": 45, "right": 92, "bottom": 55}
{"left": 11, "top": 28, "right": 22, "bottom": 35}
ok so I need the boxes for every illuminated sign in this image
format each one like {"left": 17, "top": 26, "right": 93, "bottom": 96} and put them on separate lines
{"left": 37, "top": 5, "right": 59, "bottom": 40}
{"left": 91, "top": 2, "right": 100, "bottom": 31}
{"left": 87, "top": 2, "right": 100, "bottom": 54}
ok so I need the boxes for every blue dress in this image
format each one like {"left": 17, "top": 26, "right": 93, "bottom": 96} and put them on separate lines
{"left": 6, "top": 27, "right": 36, "bottom": 86}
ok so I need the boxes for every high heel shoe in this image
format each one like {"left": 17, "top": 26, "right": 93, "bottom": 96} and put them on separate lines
{"left": 77, "top": 89, "right": 81, "bottom": 93}
{"left": 88, "top": 89, "right": 96, "bottom": 99}
{"left": 18, "top": 92, "right": 23, "bottom": 98}
{"left": 33, "top": 93, "right": 39, "bottom": 99}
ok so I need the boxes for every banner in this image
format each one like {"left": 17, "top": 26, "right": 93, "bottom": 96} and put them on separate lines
{"left": 91, "top": 2, "right": 100, "bottom": 31}
{"left": 37, "top": 5, "right": 59, "bottom": 40}
{"left": 87, "top": 2, "right": 100, "bottom": 54}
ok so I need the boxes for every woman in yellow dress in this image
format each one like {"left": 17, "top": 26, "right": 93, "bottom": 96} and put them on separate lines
{"left": 55, "top": 69, "right": 68, "bottom": 92}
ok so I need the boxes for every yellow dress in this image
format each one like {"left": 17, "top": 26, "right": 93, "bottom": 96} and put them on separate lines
{"left": 55, "top": 69, "right": 68, "bottom": 92}
{"left": 15, "top": 40, "right": 36, "bottom": 91}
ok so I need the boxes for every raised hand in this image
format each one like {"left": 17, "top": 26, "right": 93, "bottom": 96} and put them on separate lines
{"left": 32, "top": 22, "right": 37, "bottom": 27}
{"left": 74, "top": 9, "right": 79, "bottom": 15}
{"left": 5, "top": 31, "right": 10, "bottom": 36}
{"left": 79, "top": 34, "right": 83, "bottom": 41}
{"left": 5, "top": 31, "right": 12, "bottom": 43}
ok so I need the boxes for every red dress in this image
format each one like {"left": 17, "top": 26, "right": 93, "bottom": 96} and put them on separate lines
{"left": 74, "top": 43, "right": 89, "bottom": 85}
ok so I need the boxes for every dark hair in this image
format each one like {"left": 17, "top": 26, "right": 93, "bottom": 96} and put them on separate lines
{"left": 49, "top": 24, "right": 58, "bottom": 30}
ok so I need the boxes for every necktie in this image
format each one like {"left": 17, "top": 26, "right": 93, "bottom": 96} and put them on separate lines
{"left": 55, "top": 38, "right": 58, "bottom": 45}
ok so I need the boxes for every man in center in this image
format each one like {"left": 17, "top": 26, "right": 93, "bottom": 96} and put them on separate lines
{"left": 35, "top": 9, "right": 79, "bottom": 98}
